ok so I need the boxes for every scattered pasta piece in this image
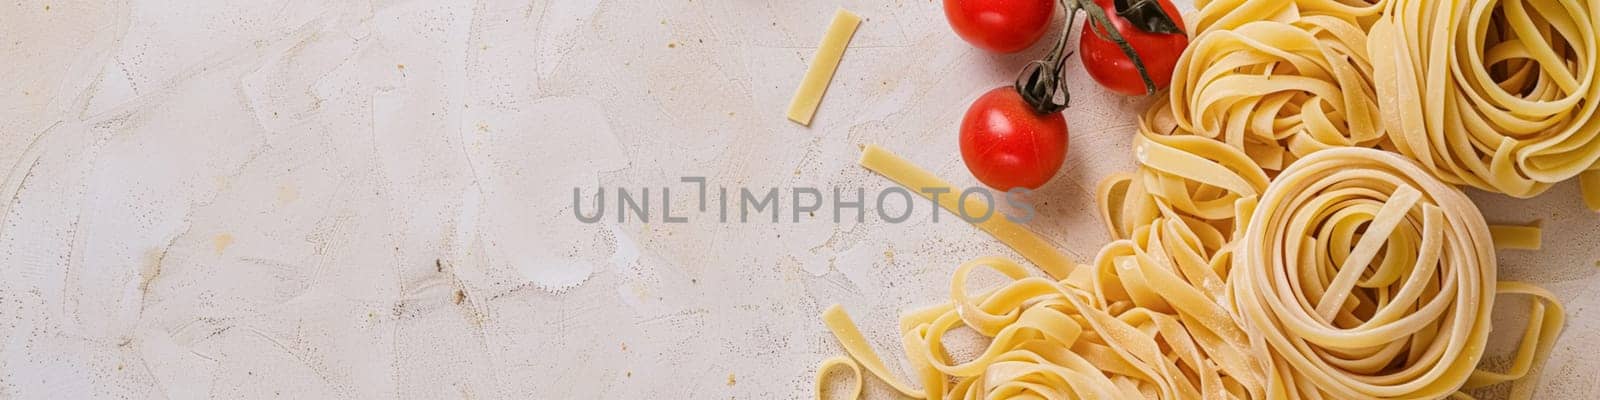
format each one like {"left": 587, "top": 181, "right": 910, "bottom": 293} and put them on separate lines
{"left": 1490, "top": 224, "right": 1543, "bottom": 250}
{"left": 1462, "top": 282, "right": 1566, "bottom": 399}
{"left": 819, "top": 305, "right": 922, "bottom": 399}
{"left": 859, "top": 145, "right": 1076, "bottom": 280}
{"left": 786, "top": 8, "right": 861, "bottom": 126}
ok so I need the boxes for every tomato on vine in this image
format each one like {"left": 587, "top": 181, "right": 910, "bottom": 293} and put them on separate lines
{"left": 960, "top": 87, "right": 1070, "bottom": 191}
{"left": 959, "top": 19, "right": 1076, "bottom": 191}
{"left": 1076, "top": 0, "right": 1188, "bottom": 95}
{"left": 953, "top": 0, "right": 1187, "bottom": 191}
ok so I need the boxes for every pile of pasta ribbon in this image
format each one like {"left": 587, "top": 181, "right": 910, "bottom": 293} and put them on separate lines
{"left": 1234, "top": 148, "right": 1562, "bottom": 399}
{"left": 1370, "top": 0, "right": 1600, "bottom": 199}
{"left": 818, "top": 0, "right": 1576, "bottom": 399}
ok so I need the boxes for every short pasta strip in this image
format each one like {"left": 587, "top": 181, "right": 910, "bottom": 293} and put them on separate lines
{"left": 1490, "top": 224, "right": 1543, "bottom": 250}
{"left": 858, "top": 145, "right": 1075, "bottom": 280}
{"left": 1583, "top": 170, "right": 1600, "bottom": 211}
{"left": 819, "top": 305, "right": 922, "bottom": 398}
{"left": 786, "top": 8, "right": 861, "bottom": 126}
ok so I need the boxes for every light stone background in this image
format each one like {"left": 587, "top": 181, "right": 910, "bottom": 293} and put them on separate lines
{"left": 2, "top": 0, "right": 1597, "bottom": 398}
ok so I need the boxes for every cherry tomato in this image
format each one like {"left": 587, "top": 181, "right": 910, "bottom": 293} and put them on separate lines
{"left": 959, "top": 87, "right": 1070, "bottom": 191}
{"left": 1079, "top": 0, "right": 1188, "bottom": 95}
{"left": 943, "top": 0, "right": 1056, "bottom": 54}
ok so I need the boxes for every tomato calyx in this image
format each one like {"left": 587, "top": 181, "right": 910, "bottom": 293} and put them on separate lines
{"left": 1014, "top": 19, "right": 1075, "bottom": 115}
{"left": 1112, "top": 0, "right": 1183, "bottom": 36}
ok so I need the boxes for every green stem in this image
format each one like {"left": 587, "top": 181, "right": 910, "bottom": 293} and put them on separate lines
{"left": 1013, "top": 1, "right": 1079, "bottom": 114}
{"left": 1015, "top": 0, "right": 1171, "bottom": 112}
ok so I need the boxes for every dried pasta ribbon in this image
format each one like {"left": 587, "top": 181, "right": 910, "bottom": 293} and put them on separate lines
{"left": 819, "top": 305, "right": 925, "bottom": 399}
{"left": 821, "top": 146, "right": 1565, "bottom": 400}
{"left": 1192, "top": 0, "right": 1389, "bottom": 34}
{"left": 814, "top": 356, "right": 863, "bottom": 400}
{"left": 1231, "top": 148, "right": 1538, "bottom": 399}
{"left": 858, "top": 145, "right": 1077, "bottom": 279}
{"left": 1370, "top": 0, "right": 1600, "bottom": 198}
{"left": 817, "top": 0, "right": 1576, "bottom": 396}
{"left": 823, "top": 256, "right": 1266, "bottom": 399}
{"left": 1169, "top": 16, "right": 1387, "bottom": 171}
{"left": 1489, "top": 224, "right": 1542, "bottom": 250}
{"left": 1462, "top": 282, "right": 1566, "bottom": 399}
{"left": 1582, "top": 169, "right": 1600, "bottom": 211}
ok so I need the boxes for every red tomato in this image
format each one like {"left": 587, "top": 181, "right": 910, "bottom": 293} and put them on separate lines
{"left": 959, "top": 87, "right": 1070, "bottom": 191}
{"left": 943, "top": 0, "right": 1056, "bottom": 54}
{"left": 1079, "top": 0, "right": 1188, "bottom": 95}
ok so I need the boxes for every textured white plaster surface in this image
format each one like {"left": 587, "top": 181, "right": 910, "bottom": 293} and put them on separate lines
{"left": 1, "top": 1, "right": 1596, "bottom": 399}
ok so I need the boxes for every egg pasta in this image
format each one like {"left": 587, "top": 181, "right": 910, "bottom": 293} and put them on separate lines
{"left": 1369, "top": 0, "right": 1600, "bottom": 197}
{"left": 815, "top": 0, "right": 1574, "bottom": 398}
